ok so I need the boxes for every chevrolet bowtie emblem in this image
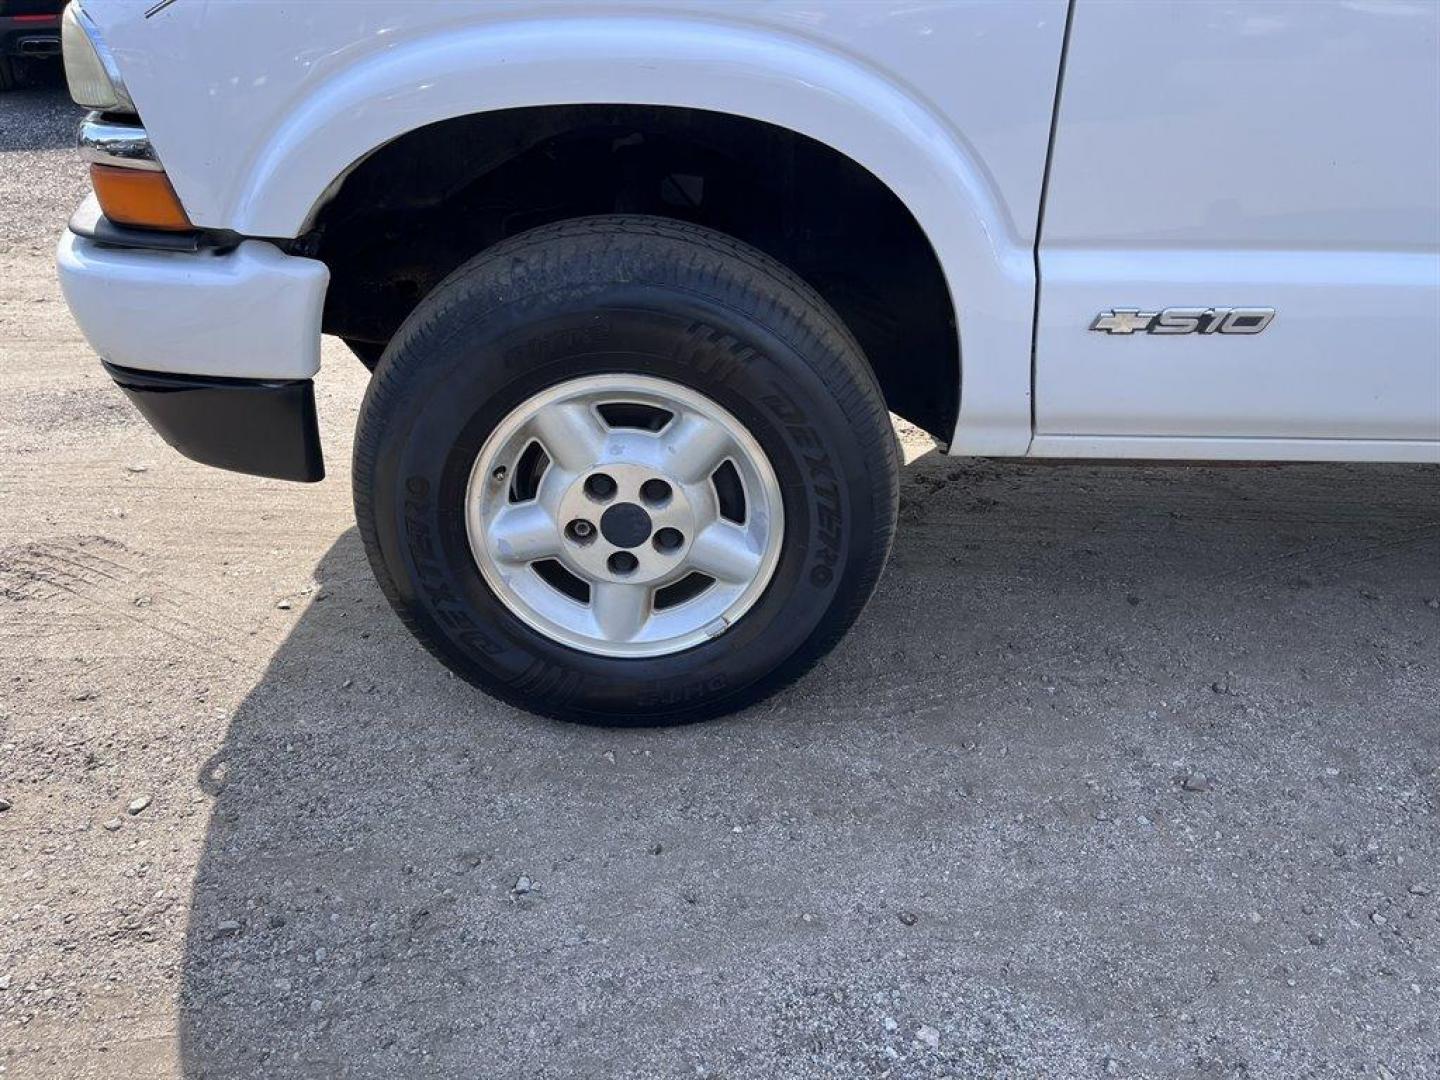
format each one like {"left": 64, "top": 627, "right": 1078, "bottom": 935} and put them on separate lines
{"left": 1090, "top": 308, "right": 1275, "bottom": 336}
{"left": 1090, "top": 309, "right": 1156, "bottom": 334}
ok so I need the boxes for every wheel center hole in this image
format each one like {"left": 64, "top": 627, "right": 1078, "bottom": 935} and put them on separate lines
{"left": 599, "top": 502, "right": 653, "bottom": 548}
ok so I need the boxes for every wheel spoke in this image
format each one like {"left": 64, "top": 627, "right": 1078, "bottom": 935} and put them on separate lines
{"left": 488, "top": 503, "right": 559, "bottom": 563}
{"left": 660, "top": 411, "right": 735, "bottom": 484}
{"left": 688, "top": 522, "right": 763, "bottom": 584}
{"left": 590, "top": 580, "right": 652, "bottom": 642}
{"left": 529, "top": 402, "right": 608, "bottom": 473}
{"left": 533, "top": 458, "right": 573, "bottom": 519}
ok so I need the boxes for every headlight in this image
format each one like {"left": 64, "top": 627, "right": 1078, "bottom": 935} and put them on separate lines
{"left": 62, "top": 4, "right": 135, "bottom": 114}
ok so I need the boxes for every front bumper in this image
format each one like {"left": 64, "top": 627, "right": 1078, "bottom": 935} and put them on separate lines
{"left": 57, "top": 223, "right": 328, "bottom": 380}
{"left": 57, "top": 219, "right": 331, "bottom": 481}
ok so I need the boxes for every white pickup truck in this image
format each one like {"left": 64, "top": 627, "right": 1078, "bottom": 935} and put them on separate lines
{"left": 55, "top": 1, "right": 1439, "bottom": 723}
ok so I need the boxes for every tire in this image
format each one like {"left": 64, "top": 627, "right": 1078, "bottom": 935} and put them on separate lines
{"left": 353, "top": 215, "right": 899, "bottom": 724}
{"left": 0, "top": 59, "right": 16, "bottom": 93}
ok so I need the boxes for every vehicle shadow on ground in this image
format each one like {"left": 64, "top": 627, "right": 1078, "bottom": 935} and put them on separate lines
{"left": 179, "top": 455, "right": 1440, "bottom": 1079}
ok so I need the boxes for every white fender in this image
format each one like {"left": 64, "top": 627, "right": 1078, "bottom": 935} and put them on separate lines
{"left": 101, "top": 10, "right": 1064, "bottom": 455}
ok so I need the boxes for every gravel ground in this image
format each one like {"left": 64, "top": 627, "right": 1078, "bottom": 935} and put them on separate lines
{"left": 2, "top": 89, "right": 1439, "bottom": 1080}
{"left": 0, "top": 71, "right": 88, "bottom": 253}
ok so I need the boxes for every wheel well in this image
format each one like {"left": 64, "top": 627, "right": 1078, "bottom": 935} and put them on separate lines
{"left": 310, "top": 105, "right": 958, "bottom": 441}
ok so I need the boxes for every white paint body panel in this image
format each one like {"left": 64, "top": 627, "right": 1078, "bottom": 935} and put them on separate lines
{"left": 57, "top": 230, "right": 329, "bottom": 381}
{"left": 89, "top": 0, "right": 1070, "bottom": 457}
{"left": 1041, "top": 249, "right": 1439, "bottom": 440}
{"left": 1036, "top": 0, "right": 1440, "bottom": 449}
{"left": 1028, "top": 435, "right": 1440, "bottom": 466}
{"left": 64, "top": 0, "right": 1440, "bottom": 463}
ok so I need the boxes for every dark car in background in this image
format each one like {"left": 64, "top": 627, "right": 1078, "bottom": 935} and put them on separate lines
{"left": 0, "top": 0, "right": 63, "bottom": 89}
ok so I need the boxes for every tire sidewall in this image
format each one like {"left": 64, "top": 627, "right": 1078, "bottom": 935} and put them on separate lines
{"left": 360, "top": 259, "right": 890, "bottom": 722}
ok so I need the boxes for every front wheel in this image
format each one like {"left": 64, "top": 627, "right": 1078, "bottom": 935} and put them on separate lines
{"left": 353, "top": 216, "right": 898, "bottom": 724}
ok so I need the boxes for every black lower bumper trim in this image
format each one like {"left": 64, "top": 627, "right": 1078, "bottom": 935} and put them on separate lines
{"left": 70, "top": 194, "right": 238, "bottom": 254}
{"left": 103, "top": 362, "right": 325, "bottom": 482}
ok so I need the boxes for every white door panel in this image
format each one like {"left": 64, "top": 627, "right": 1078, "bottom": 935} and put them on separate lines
{"left": 1040, "top": 248, "right": 1439, "bottom": 439}
{"left": 1037, "top": 0, "right": 1440, "bottom": 446}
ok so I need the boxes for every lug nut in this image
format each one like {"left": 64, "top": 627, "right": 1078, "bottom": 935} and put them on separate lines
{"left": 566, "top": 519, "right": 596, "bottom": 544}
{"left": 585, "top": 473, "right": 617, "bottom": 501}
{"left": 608, "top": 551, "right": 638, "bottom": 575}
{"left": 653, "top": 527, "right": 684, "bottom": 553}
{"left": 640, "top": 478, "right": 672, "bottom": 506}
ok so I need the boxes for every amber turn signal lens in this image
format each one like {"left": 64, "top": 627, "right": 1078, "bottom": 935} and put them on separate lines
{"left": 90, "top": 164, "right": 192, "bottom": 231}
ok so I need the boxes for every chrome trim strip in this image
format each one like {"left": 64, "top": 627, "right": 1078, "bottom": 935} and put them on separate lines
{"left": 78, "top": 112, "right": 163, "bottom": 172}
